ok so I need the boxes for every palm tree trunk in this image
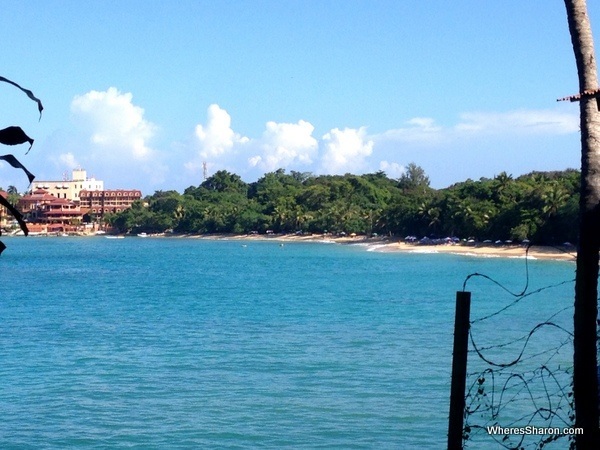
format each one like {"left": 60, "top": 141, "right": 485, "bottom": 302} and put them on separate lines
{"left": 564, "top": 1, "right": 600, "bottom": 447}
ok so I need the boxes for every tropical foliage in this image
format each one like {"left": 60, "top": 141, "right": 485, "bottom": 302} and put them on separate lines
{"left": 0, "top": 76, "right": 43, "bottom": 255}
{"left": 106, "top": 166, "right": 581, "bottom": 245}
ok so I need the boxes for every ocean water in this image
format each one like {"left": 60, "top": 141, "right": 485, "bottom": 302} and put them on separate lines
{"left": 0, "top": 237, "right": 576, "bottom": 449}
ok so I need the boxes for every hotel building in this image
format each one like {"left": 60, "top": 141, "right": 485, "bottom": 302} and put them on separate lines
{"left": 79, "top": 189, "right": 142, "bottom": 215}
{"left": 31, "top": 168, "right": 104, "bottom": 201}
{"left": 18, "top": 168, "right": 142, "bottom": 231}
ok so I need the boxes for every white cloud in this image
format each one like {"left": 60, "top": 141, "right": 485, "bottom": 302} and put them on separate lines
{"left": 190, "top": 107, "right": 319, "bottom": 178}
{"left": 184, "top": 106, "right": 578, "bottom": 186}
{"left": 71, "top": 87, "right": 156, "bottom": 159}
{"left": 59, "top": 152, "right": 79, "bottom": 169}
{"left": 406, "top": 117, "right": 440, "bottom": 130}
{"left": 374, "top": 108, "right": 579, "bottom": 149}
{"left": 375, "top": 117, "right": 445, "bottom": 146}
{"left": 247, "top": 155, "right": 261, "bottom": 167}
{"left": 455, "top": 109, "right": 579, "bottom": 135}
{"left": 184, "top": 104, "right": 250, "bottom": 181}
{"left": 44, "top": 98, "right": 579, "bottom": 195}
{"left": 379, "top": 161, "right": 405, "bottom": 178}
{"left": 66, "top": 87, "right": 168, "bottom": 190}
{"left": 367, "top": 108, "right": 580, "bottom": 188}
{"left": 195, "top": 104, "right": 248, "bottom": 159}
{"left": 320, "top": 127, "right": 373, "bottom": 174}
{"left": 249, "top": 120, "right": 318, "bottom": 171}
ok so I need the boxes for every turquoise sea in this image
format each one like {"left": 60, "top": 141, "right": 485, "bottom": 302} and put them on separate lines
{"left": 0, "top": 237, "right": 576, "bottom": 449}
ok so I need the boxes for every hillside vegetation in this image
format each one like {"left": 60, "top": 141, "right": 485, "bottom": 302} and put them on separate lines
{"left": 106, "top": 164, "right": 580, "bottom": 245}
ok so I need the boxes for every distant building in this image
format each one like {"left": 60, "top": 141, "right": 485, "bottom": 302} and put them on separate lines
{"left": 17, "top": 189, "right": 87, "bottom": 232}
{"left": 38, "top": 198, "right": 87, "bottom": 232}
{"left": 79, "top": 189, "right": 142, "bottom": 216}
{"left": 18, "top": 189, "right": 56, "bottom": 218}
{"left": 19, "top": 168, "right": 141, "bottom": 232}
{"left": 31, "top": 168, "right": 104, "bottom": 201}
{"left": 0, "top": 190, "right": 8, "bottom": 228}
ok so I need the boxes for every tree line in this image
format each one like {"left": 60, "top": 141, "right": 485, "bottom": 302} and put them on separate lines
{"left": 101, "top": 164, "right": 580, "bottom": 245}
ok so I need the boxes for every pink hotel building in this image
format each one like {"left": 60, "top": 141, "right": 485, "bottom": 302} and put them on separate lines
{"left": 17, "top": 168, "right": 141, "bottom": 231}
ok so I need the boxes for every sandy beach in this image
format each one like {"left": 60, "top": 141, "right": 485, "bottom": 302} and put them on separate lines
{"left": 194, "top": 233, "right": 577, "bottom": 262}
{"left": 378, "top": 241, "right": 577, "bottom": 261}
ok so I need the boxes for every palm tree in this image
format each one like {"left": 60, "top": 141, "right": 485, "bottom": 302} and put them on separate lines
{"left": 541, "top": 182, "right": 569, "bottom": 218}
{"left": 418, "top": 201, "right": 441, "bottom": 232}
{"left": 296, "top": 211, "right": 313, "bottom": 231}
{"left": 493, "top": 172, "right": 514, "bottom": 202}
{"left": 564, "top": 0, "right": 600, "bottom": 446}
{"left": 272, "top": 204, "right": 290, "bottom": 231}
{"left": 452, "top": 200, "right": 476, "bottom": 237}
{"left": 5, "top": 185, "right": 20, "bottom": 206}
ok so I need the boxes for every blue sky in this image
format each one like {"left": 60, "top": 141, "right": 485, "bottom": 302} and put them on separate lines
{"left": 0, "top": 0, "right": 594, "bottom": 194}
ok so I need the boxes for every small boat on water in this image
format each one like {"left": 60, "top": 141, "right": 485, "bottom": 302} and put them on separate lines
{"left": 137, "top": 232, "right": 148, "bottom": 237}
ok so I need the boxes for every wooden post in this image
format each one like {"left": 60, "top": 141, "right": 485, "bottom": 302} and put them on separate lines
{"left": 448, "top": 291, "right": 471, "bottom": 450}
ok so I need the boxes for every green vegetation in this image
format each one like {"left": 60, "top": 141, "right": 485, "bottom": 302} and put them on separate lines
{"left": 105, "top": 165, "right": 580, "bottom": 245}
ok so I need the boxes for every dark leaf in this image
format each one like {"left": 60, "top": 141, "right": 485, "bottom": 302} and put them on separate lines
{"left": 0, "top": 76, "right": 44, "bottom": 119}
{"left": 0, "top": 194, "right": 29, "bottom": 237}
{"left": 0, "top": 154, "right": 35, "bottom": 183}
{"left": 0, "top": 126, "right": 34, "bottom": 151}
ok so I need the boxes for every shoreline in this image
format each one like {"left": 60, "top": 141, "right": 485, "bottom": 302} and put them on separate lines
{"left": 191, "top": 233, "right": 577, "bottom": 262}
{"left": 5, "top": 231, "right": 577, "bottom": 261}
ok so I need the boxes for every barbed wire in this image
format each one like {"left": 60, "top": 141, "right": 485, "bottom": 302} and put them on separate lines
{"left": 459, "top": 248, "right": 578, "bottom": 449}
{"left": 470, "top": 321, "right": 573, "bottom": 368}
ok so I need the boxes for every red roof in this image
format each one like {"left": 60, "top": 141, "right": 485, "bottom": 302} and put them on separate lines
{"left": 20, "top": 190, "right": 55, "bottom": 202}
